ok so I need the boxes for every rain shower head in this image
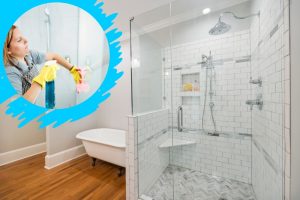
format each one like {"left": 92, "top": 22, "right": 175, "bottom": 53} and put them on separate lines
{"left": 209, "top": 11, "right": 260, "bottom": 35}
{"left": 209, "top": 19, "right": 231, "bottom": 35}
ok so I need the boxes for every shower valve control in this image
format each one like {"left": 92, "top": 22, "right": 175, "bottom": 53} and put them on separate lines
{"left": 246, "top": 94, "right": 263, "bottom": 110}
{"left": 249, "top": 77, "right": 262, "bottom": 87}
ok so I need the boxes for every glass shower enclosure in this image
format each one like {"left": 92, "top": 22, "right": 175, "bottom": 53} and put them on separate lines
{"left": 130, "top": 0, "right": 286, "bottom": 199}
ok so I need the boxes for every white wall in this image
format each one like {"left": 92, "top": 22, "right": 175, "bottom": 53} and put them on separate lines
{"left": 97, "top": 40, "right": 132, "bottom": 130}
{"left": 290, "top": 0, "right": 300, "bottom": 199}
{"left": 46, "top": 111, "right": 99, "bottom": 155}
{"left": 0, "top": 102, "right": 45, "bottom": 153}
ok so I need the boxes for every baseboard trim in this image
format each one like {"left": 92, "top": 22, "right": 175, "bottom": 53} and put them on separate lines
{"left": 45, "top": 145, "right": 86, "bottom": 169}
{"left": 0, "top": 143, "right": 46, "bottom": 166}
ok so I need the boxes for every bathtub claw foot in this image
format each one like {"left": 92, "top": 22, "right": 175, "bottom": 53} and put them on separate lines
{"left": 118, "top": 167, "right": 125, "bottom": 177}
{"left": 92, "top": 158, "right": 97, "bottom": 167}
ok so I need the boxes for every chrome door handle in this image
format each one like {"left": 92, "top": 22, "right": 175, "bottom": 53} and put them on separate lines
{"left": 177, "top": 106, "right": 183, "bottom": 132}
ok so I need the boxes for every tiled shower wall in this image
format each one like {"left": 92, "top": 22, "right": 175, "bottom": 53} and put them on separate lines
{"left": 162, "top": 30, "right": 252, "bottom": 135}
{"left": 137, "top": 109, "right": 169, "bottom": 194}
{"left": 171, "top": 131, "right": 252, "bottom": 183}
{"left": 161, "top": 30, "right": 253, "bottom": 183}
{"left": 127, "top": 109, "right": 169, "bottom": 199}
{"left": 250, "top": 0, "right": 290, "bottom": 199}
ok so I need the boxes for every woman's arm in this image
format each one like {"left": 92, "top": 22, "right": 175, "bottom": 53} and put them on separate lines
{"left": 45, "top": 52, "right": 82, "bottom": 84}
{"left": 23, "top": 82, "right": 42, "bottom": 103}
{"left": 45, "top": 53, "right": 73, "bottom": 71}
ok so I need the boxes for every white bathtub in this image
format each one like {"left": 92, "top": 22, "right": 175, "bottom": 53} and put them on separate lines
{"left": 76, "top": 128, "right": 126, "bottom": 167}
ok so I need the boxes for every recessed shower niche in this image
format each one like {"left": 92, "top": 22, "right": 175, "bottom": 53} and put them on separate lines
{"left": 180, "top": 68, "right": 201, "bottom": 97}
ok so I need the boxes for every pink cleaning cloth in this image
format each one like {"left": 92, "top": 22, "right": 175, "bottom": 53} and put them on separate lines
{"left": 76, "top": 82, "right": 90, "bottom": 93}
{"left": 76, "top": 69, "right": 90, "bottom": 93}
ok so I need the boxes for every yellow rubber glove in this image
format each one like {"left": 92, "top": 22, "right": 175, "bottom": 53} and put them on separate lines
{"left": 33, "top": 64, "right": 59, "bottom": 88}
{"left": 70, "top": 66, "right": 82, "bottom": 84}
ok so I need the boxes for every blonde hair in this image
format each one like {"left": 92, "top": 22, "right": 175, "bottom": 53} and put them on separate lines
{"left": 3, "top": 25, "right": 17, "bottom": 66}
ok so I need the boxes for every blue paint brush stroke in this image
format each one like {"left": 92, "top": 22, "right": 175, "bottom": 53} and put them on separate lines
{"left": 0, "top": 0, "right": 123, "bottom": 128}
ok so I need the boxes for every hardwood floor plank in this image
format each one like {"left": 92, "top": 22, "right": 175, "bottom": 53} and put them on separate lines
{"left": 0, "top": 153, "right": 126, "bottom": 200}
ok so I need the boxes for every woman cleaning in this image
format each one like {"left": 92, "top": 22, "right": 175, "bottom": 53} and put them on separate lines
{"left": 3, "top": 25, "right": 82, "bottom": 104}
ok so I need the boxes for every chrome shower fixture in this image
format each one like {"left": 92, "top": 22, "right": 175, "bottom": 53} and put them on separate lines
{"left": 200, "top": 54, "right": 209, "bottom": 65}
{"left": 209, "top": 20, "right": 231, "bottom": 35}
{"left": 209, "top": 11, "right": 260, "bottom": 35}
{"left": 44, "top": 7, "right": 51, "bottom": 52}
{"left": 246, "top": 94, "right": 263, "bottom": 110}
{"left": 249, "top": 77, "right": 262, "bottom": 87}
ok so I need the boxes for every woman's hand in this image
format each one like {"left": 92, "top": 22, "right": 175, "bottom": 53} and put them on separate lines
{"left": 32, "top": 65, "right": 59, "bottom": 88}
{"left": 70, "top": 66, "right": 82, "bottom": 84}
{"left": 23, "top": 65, "right": 58, "bottom": 103}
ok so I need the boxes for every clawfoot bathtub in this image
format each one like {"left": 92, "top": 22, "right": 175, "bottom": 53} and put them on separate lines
{"left": 76, "top": 128, "right": 126, "bottom": 175}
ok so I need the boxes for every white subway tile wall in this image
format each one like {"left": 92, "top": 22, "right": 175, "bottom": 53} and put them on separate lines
{"left": 161, "top": 30, "right": 253, "bottom": 183}
{"left": 250, "top": 0, "right": 289, "bottom": 200}
{"left": 171, "top": 131, "right": 252, "bottom": 183}
{"left": 162, "top": 30, "right": 252, "bottom": 135}
{"left": 137, "top": 109, "right": 169, "bottom": 194}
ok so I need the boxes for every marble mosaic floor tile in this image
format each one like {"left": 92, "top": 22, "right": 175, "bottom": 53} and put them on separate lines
{"left": 145, "top": 165, "right": 256, "bottom": 200}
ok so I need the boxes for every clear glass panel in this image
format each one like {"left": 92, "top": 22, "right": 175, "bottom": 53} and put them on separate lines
{"left": 130, "top": 4, "right": 174, "bottom": 199}
{"left": 131, "top": 5, "right": 172, "bottom": 115}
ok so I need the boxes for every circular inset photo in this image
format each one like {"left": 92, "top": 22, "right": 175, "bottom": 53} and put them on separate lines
{"left": 3, "top": 3, "right": 109, "bottom": 109}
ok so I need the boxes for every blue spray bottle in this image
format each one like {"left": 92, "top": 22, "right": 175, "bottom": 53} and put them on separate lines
{"left": 44, "top": 60, "right": 58, "bottom": 109}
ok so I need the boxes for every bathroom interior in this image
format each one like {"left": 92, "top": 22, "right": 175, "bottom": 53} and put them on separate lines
{"left": 0, "top": 0, "right": 298, "bottom": 199}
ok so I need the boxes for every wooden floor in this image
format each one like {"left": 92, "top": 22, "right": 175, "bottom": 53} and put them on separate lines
{"left": 0, "top": 153, "right": 126, "bottom": 200}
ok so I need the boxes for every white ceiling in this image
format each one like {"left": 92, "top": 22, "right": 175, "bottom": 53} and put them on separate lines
{"left": 102, "top": 0, "right": 249, "bottom": 33}
{"left": 102, "top": 0, "right": 173, "bottom": 33}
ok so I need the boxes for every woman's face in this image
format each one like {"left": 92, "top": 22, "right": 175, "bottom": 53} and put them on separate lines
{"left": 8, "top": 28, "right": 29, "bottom": 59}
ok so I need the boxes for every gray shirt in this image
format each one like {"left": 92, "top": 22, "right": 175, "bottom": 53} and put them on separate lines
{"left": 5, "top": 50, "right": 46, "bottom": 95}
